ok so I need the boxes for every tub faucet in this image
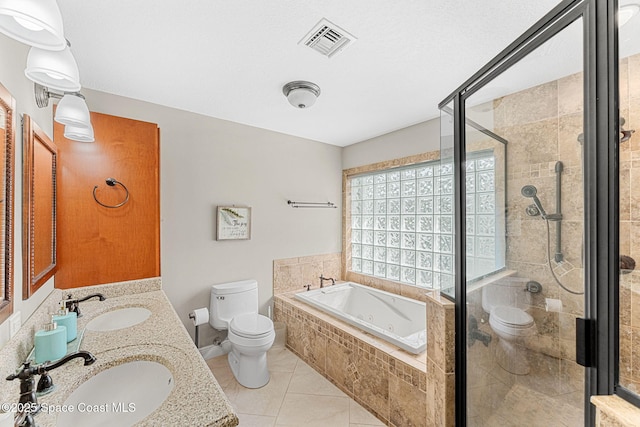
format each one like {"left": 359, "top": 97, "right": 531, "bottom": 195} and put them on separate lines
{"left": 64, "top": 293, "right": 106, "bottom": 317}
{"left": 6, "top": 351, "right": 96, "bottom": 426}
{"left": 319, "top": 275, "right": 335, "bottom": 288}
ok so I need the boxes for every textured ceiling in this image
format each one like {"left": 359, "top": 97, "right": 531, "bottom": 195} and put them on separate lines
{"left": 56, "top": 1, "right": 563, "bottom": 146}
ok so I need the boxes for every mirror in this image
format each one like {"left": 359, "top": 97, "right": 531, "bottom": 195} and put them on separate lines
{"left": 0, "top": 83, "right": 15, "bottom": 323}
{"left": 22, "top": 114, "right": 57, "bottom": 299}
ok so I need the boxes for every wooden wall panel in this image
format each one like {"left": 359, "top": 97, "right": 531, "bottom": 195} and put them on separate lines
{"left": 54, "top": 111, "right": 160, "bottom": 289}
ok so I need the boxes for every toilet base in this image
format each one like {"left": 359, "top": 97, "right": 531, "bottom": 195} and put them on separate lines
{"left": 495, "top": 337, "right": 530, "bottom": 375}
{"left": 228, "top": 349, "right": 270, "bottom": 389}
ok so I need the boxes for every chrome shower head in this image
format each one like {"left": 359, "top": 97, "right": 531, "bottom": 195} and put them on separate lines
{"left": 521, "top": 185, "right": 538, "bottom": 198}
{"left": 521, "top": 184, "right": 547, "bottom": 218}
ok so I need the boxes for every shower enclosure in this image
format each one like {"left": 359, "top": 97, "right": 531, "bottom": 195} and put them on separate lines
{"left": 439, "top": 0, "right": 639, "bottom": 425}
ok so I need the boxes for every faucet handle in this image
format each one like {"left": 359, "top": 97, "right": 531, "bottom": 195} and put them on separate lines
{"left": 303, "top": 284, "right": 311, "bottom": 291}
{"left": 36, "top": 371, "right": 54, "bottom": 395}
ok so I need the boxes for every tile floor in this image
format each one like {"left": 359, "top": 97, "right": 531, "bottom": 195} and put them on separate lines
{"left": 207, "top": 346, "right": 385, "bottom": 427}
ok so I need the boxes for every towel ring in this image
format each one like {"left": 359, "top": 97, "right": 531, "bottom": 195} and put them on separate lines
{"left": 93, "top": 178, "right": 129, "bottom": 208}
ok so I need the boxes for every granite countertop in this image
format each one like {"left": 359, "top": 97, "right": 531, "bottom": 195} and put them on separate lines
{"left": 0, "top": 279, "right": 239, "bottom": 427}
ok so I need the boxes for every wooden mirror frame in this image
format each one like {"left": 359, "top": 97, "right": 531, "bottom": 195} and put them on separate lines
{"left": 22, "top": 114, "right": 57, "bottom": 299}
{"left": 0, "top": 83, "right": 15, "bottom": 322}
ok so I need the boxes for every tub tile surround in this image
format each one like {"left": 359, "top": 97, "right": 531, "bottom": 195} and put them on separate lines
{"left": 274, "top": 288, "right": 454, "bottom": 427}
{"left": 0, "top": 278, "right": 238, "bottom": 427}
{"left": 273, "top": 253, "right": 342, "bottom": 294}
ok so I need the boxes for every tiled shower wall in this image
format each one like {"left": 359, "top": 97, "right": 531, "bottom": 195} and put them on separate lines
{"left": 466, "top": 67, "right": 585, "bottom": 369}
{"left": 619, "top": 53, "right": 640, "bottom": 392}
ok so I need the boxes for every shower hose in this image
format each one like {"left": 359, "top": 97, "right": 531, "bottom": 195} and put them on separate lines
{"left": 545, "top": 219, "right": 584, "bottom": 295}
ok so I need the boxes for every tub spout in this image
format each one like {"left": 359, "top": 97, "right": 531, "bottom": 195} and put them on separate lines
{"left": 319, "top": 275, "right": 335, "bottom": 288}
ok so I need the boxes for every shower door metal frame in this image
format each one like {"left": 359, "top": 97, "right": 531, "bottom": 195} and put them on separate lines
{"left": 438, "top": 0, "right": 625, "bottom": 424}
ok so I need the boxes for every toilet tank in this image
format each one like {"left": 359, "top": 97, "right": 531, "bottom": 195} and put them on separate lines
{"left": 209, "top": 279, "right": 259, "bottom": 330}
{"left": 481, "top": 277, "right": 531, "bottom": 313}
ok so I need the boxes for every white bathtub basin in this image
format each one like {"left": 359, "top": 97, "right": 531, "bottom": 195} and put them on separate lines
{"left": 85, "top": 307, "right": 152, "bottom": 331}
{"left": 57, "top": 360, "right": 174, "bottom": 426}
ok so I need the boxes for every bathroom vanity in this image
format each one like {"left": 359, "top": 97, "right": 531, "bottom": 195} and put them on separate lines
{"left": 0, "top": 278, "right": 238, "bottom": 427}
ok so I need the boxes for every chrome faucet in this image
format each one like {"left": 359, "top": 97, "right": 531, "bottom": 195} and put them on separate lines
{"left": 64, "top": 293, "right": 106, "bottom": 317}
{"left": 319, "top": 275, "right": 335, "bottom": 288}
{"left": 6, "top": 351, "right": 96, "bottom": 427}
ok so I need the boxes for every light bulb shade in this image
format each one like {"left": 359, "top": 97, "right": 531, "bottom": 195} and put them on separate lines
{"left": 64, "top": 124, "right": 94, "bottom": 142}
{"left": 0, "top": 0, "right": 66, "bottom": 50}
{"left": 283, "top": 81, "right": 321, "bottom": 109}
{"left": 25, "top": 46, "right": 81, "bottom": 92}
{"left": 55, "top": 94, "right": 91, "bottom": 128}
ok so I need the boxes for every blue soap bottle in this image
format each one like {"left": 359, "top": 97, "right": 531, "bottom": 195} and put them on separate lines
{"left": 52, "top": 303, "right": 77, "bottom": 342}
{"left": 34, "top": 319, "right": 67, "bottom": 364}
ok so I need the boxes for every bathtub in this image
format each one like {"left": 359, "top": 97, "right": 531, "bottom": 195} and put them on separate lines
{"left": 294, "top": 282, "right": 426, "bottom": 354}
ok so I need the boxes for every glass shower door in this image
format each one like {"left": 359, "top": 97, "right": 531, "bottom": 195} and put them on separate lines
{"left": 461, "top": 17, "right": 586, "bottom": 427}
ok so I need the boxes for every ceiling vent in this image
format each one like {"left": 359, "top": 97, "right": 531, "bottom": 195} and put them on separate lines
{"left": 299, "top": 18, "right": 357, "bottom": 58}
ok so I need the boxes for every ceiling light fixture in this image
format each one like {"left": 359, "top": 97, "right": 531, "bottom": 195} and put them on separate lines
{"left": 282, "top": 81, "right": 321, "bottom": 109}
{"left": 25, "top": 42, "right": 81, "bottom": 92}
{"left": 0, "top": 0, "right": 66, "bottom": 50}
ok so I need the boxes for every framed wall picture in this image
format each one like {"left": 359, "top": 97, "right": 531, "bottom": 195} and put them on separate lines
{"left": 216, "top": 206, "right": 251, "bottom": 240}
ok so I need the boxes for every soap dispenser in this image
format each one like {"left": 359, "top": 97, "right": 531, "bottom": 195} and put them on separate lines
{"left": 52, "top": 302, "right": 77, "bottom": 342}
{"left": 34, "top": 318, "right": 67, "bottom": 364}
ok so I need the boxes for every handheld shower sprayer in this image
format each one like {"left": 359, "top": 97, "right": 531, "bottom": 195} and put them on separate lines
{"left": 521, "top": 185, "right": 547, "bottom": 218}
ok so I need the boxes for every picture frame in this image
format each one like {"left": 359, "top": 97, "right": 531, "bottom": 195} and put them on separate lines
{"left": 216, "top": 206, "right": 251, "bottom": 240}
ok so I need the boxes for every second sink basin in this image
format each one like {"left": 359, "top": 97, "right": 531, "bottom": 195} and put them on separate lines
{"left": 85, "top": 307, "right": 152, "bottom": 331}
{"left": 57, "top": 360, "right": 174, "bottom": 426}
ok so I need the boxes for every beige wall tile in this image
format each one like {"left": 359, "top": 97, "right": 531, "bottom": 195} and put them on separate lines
{"left": 494, "top": 81, "right": 558, "bottom": 126}
{"left": 273, "top": 253, "right": 342, "bottom": 295}
{"left": 558, "top": 72, "right": 584, "bottom": 116}
{"left": 389, "top": 373, "right": 427, "bottom": 427}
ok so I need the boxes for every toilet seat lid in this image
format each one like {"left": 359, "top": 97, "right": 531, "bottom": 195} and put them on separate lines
{"left": 491, "top": 306, "right": 534, "bottom": 327}
{"left": 230, "top": 313, "right": 274, "bottom": 338}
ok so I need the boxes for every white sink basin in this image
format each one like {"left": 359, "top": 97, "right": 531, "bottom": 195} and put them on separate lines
{"left": 86, "top": 307, "right": 152, "bottom": 331}
{"left": 57, "top": 360, "right": 174, "bottom": 426}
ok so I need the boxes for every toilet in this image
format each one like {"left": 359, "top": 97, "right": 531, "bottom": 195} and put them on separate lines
{"left": 209, "top": 279, "right": 275, "bottom": 388}
{"left": 481, "top": 277, "right": 536, "bottom": 375}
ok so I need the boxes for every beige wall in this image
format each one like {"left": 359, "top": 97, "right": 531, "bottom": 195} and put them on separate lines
{"left": 342, "top": 119, "right": 440, "bottom": 170}
{"left": 0, "top": 36, "right": 56, "bottom": 347}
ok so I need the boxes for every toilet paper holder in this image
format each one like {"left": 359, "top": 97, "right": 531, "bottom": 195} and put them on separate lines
{"left": 188, "top": 312, "right": 201, "bottom": 348}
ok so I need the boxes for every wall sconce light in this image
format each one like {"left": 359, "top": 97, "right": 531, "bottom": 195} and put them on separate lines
{"left": 64, "top": 124, "right": 94, "bottom": 142}
{"left": 0, "top": 0, "right": 66, "bottom": 50}
{"left": 282, "top": 81, "right": 321, "bottom": 109}
{"left": 34, "top": 83, "right": 94, "bottom": 142}
{"left": 54, "top": 93, "right": 91, "bottom": 128}
{"left": 25, "top": 43, "right": 81, "bottom": 92}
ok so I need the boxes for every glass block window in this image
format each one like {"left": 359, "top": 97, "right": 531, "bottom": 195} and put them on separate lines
{"left": 349, "top": 151, "right": 498, "bottom": 288}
